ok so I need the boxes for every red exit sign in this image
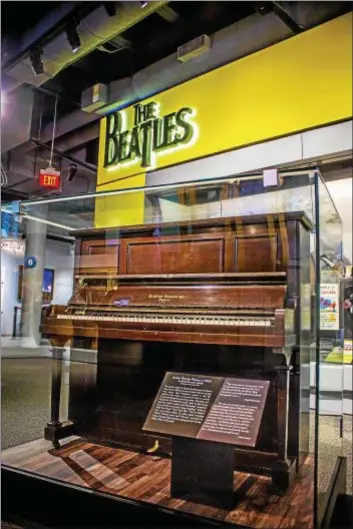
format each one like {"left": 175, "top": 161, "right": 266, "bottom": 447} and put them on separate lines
{"left": 39, "top": 168, "right": 61, "bottom": 190}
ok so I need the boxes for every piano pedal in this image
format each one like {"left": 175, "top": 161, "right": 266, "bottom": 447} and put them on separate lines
{"left": 147, "top": 440, "right": 159, "bottom": 454}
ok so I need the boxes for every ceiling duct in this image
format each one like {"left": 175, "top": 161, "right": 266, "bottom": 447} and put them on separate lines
{"left": 47, "top": 10, "right": 294, "bottom": 143}
{"left": 102, "top": 11, "right": 293, "bottom": 114}
{"left": 11, "top": 4, "right": 350, "bottom": 154}
{"left": 3, "top": 1, "right": 167, "bottom": 93}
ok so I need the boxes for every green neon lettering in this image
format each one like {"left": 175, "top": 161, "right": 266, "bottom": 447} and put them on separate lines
{"left": 103, "top": 102, "right": 196, "bottom": 170}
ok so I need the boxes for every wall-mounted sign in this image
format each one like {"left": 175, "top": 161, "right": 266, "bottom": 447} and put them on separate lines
{"left": 1, "top": 238, "right": 24, "bottom": 256}
{"left": 24, "top": 256, "right": 37, "bottom": 269}
{"left": 39, "top": 167, "right": 61, "bottom": 190}
{"left": 1, "top": 211, "right": 20, "bottom": 239}
{"left": 104, "top": 101, "right": 197, "bottom": 171}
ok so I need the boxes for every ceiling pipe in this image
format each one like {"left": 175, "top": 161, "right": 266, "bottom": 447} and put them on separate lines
{"left": 34, "top": 10, "right": 294, "bottom": 148}
{"left": 271, "top": 1, "right": 305, "bottom": 33}
{"left": 14, "top": 4, "right": 349, "bottom": 153}
{"left": 102, "top": 5, "right": 350, "bottom": 114}
{"left": 104, "top": 11, "right": 293, "bottom": 114}
{"left": 30, "top": 138, "right": 97, "bottom": 173}
{"left": 3, "top": 1, "right": 168, "bottom": 93}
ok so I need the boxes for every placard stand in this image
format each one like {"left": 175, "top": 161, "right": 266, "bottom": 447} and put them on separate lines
{"left": 171, "top": 437, "right": 234, "bottom": 509}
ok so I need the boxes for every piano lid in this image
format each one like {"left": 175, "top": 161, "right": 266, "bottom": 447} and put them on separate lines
{"left": 70, "top": 211, "right": 314, "bottom": 238}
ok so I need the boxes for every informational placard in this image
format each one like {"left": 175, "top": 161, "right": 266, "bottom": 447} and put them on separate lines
{"left": 320, "top": 284, "right": 340, "bottom": 331}
{"left": 143, "top": 372, "right": 270, "bottom": 448}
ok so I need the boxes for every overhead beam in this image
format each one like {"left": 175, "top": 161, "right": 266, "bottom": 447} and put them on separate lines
{"left": 30, "top": 138, "right": 97, "bottom": 173}
{"left": 271, "top": 2, "right": 305, "bottom": 33}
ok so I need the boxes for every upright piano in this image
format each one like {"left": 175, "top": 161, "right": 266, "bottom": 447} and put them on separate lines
{"left": 41, "top": 212, "right": 313, "bottom": 492}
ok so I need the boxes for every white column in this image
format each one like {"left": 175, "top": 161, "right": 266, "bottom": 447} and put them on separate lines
{"left": 20, "top": 211, "right": 47, "bottom": 347}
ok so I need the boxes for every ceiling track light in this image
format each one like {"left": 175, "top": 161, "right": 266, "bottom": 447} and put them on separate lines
{"left": 29, "top": 48, "right": 44, "bottom": 76}
{"left": 66, "top": 21, "right": 81, "bottom": 53}
{"left": 140, "top": 1, "right": 149, "bottom": 8}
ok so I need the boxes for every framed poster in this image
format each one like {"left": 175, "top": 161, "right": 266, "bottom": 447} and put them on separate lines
{"left": 18, "top": 266, "right": 55, "bottom": 303}
{"left": 320, "top": 283, "right": 340, "bottom": 331}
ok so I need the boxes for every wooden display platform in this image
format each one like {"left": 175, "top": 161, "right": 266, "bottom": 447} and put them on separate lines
{"left": 2, "top": 437, "right": 314, "bottom": 529}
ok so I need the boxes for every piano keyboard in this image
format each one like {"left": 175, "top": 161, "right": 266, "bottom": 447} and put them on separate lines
{"left": 56, "top": 313, "right": 273, "bottom": 327}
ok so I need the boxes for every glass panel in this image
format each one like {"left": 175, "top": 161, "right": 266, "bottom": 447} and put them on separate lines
{"left": 21, "top": 170, "right": 316, "bottom": 231}
{"left": 2, "top": 169, "right": 320, "bottom": 528}
{"left": 1, "top": 210, "right": 23, "bottom": 341}
{"left": 314, "top": 170, "right": 344, "bottom": 526}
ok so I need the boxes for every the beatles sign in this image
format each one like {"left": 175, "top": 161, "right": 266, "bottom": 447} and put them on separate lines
{"left": 104, "top": 101, "right": 196, "bottom": 170}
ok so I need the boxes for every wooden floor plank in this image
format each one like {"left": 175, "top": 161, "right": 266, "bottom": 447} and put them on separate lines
{"left": 1, "top": 438, "right": 314, "bottom": 528}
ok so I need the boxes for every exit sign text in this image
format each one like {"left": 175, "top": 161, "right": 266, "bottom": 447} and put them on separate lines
{"left": 39, "top": 170, "right": 61, "bottom": 190}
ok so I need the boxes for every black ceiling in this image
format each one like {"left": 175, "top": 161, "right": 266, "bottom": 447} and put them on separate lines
{"left": 1, "top": 1, "right": 64, "bottom": 37}
{"left": 2, "top": 1, "right": 259, "bottom": 122}
{"left": 2, "top": 1, "right": 352, "bottom": 126}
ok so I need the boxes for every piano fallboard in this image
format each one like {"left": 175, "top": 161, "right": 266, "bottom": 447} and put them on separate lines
{"left": 41, "top": 272, "right": 295, "bottom": 347}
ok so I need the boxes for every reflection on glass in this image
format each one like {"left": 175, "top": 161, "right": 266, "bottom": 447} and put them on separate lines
{"left": 1, "top": 168, "right": 345, "bottom": 528}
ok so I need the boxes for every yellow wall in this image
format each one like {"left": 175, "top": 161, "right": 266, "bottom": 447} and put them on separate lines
{"left": 94, "top": 173, "right": 146, "bottom": 228}
{"left": 95, "top": 12, "right": 352, "bottom": 227}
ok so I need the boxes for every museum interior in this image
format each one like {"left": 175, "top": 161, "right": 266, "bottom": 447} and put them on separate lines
{"left": 1, "top": 2, "right": 352, "bottom": 528}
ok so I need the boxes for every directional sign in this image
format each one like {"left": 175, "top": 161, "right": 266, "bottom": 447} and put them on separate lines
{"left": 25, "top": 256, "right": 37, "bottom": 269}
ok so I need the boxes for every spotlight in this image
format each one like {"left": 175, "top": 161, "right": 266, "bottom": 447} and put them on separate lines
{"left": 140, "top": 1, "right": 149, "bottom": 7}
{"left": 66, "top": 22, "right": 81, "bottom": 53}
{"left": 29, "top": 48, "right": 44, "bottom": 76}
{"left": 67, "top": 163, "right": 78, "bottom": 182}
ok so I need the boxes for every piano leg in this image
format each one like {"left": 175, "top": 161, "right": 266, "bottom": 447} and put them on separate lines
{"left": 44, "top": 342, "right": 65, "bottom": 449}
{"left": 271, "top": 364, "right": 296, "bottom": 493}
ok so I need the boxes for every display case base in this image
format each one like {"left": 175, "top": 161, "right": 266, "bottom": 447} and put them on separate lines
{"left": 171, "top": 437, "right": 235, "bottom": 509}
{"left": 1, "top": 436, "right": 338, "bottom": 529}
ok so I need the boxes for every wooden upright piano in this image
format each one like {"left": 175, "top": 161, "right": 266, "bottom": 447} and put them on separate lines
{"left": 41, "top": 212, "right": 313, "bottom": 492}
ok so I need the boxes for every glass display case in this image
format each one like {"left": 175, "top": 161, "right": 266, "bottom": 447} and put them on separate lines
{"left": 1, "top": 169, "right": 347, "bottom": 528}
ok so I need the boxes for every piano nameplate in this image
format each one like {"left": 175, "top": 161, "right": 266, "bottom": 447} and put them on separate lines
{"left": 70, "top": 284, "right": 287, "bottom": 310}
